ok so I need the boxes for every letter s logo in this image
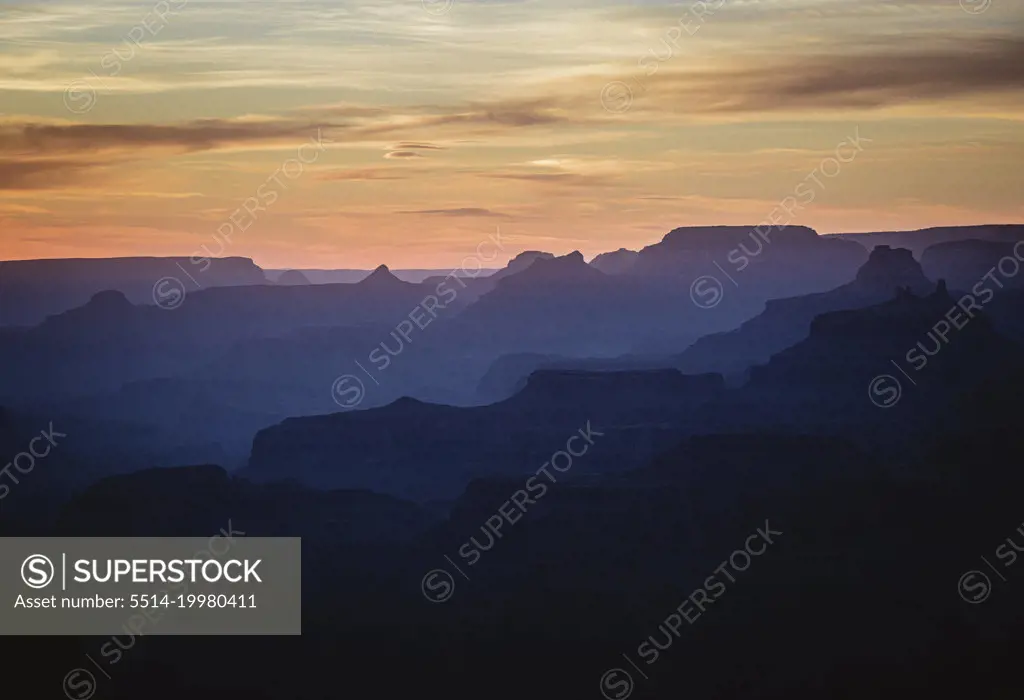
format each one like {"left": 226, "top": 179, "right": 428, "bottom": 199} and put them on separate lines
{"left": 420, "top": 569, "right": 454, "bottom": 603}
{"left": 690, "top": 275, "right": 724, "bottom": 309}
{"left": 21, "top": 554, "right": 55, "bottom": 589}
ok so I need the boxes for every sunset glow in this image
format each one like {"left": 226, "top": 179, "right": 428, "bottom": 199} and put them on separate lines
{"left": 2, "top": 0, "right": 1022, "bottom": 268}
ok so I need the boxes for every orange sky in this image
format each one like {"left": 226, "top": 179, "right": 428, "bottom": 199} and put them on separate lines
{"left": 1, "top": 0, "right": 1023, "bottom": 268}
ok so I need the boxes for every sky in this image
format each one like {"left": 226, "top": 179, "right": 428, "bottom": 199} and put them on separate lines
{"left": 0, "top": 0, "right": 1022, "bottom": 269}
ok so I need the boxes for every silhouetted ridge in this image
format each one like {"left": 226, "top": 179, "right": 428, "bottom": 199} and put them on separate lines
{"left": 921, "top": 239, "right": 1024, "bottom": 291}
{"left": 507, "top": 368, "right": 726, "bottom": 422}
{"left": 517, "top": 368, "right": 721, "bottom": 403}
{"left": 852, "top": 245, "right": 931, "bottom": 291}
{"left": 383, "top": 396, "right": 432, "bottom": 412}
{"left": 246, "top": 368, "right": 725, "bottom": 500}
{"left": 590, "top": 248, "right": 638, "bottom": 274}
{"left": 358, "top": 264, "right": 407, "bottom": 288}
{"left": 475, "top": 352, "right": 681, "bottom": 403}
{"left": 721, "top": 278, "right": 1021, "bottom": 460}
{"left": 504, "top": 251, "right": 555, "bottom": 275}
{"left": 55, "top": 464, "right": 434, "bottom": 542}
{"left": 276, "top": 269, "right": 312, "bottom": 285}
{"left": 49, "top": 289, "right": 137, "bottom": 326}
{"left": 675, "top": 246, "right": 933, "bottom": 377}
{"left": 500, "top": 250, "right": 603, "bottom": 286}
{"left": 655, "top": 225, "right": 819, "bottom": 250}
{"left": 528, "top": 250, "right": 587, "bottom": 271}
{"left": 836, "top": 224, "right": 1024, "bottom": 255}
{"left": 92, "top": 463, "right": 230, "bottom": 492}
{"left": 0, "top": 257, "right": 267, "bottom": 326}
{"left": 0, "top": 256, "right": 264, "bottom": 285}
{"left": 809, "top": 280, "right": 954, "bottom": 333}
{"left": 628, "top": 225, "right": 868, "bottom": 307}
{"left": 87, "top": 289, "right": 134, "bottom": 309}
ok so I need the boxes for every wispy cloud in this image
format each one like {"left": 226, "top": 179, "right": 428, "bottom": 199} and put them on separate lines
{"left": 0, "top": 118, "right": 336, "bottom": 156}
{"left": 599, "top": 35, "right": 1024, "bottom": 116}
{"left": 320, "top": 167, "right": 412, "bottom": 181}
{"left": 393, "top": 141, "right": 445, "bottom": 150}
{"left": 0, "top": 158, "right": 98, "bottom": 190}
{"left": 398, "top": 207, "right": 510, "bottom": 218}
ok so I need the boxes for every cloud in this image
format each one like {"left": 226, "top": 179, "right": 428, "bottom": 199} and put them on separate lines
{"left": 407, "top": 101, "right": 573, "bottom": 129}
{"left": 0, "top": 202, "right": 48, "bottom": 215}
{"left": 484, "top": 172, "right": 617, "bottom": 188}
{"left": 0, "top": 117, "right": 341, "bottom": 190}
{"left": 393, "top": 142, "right": 445, "bottom": 150}
{"left": 384, "top": 150, "right": 424, "bottom": 159}
{"left": 320, "top": 167, "right": 411, "bottom": 181}
{"left": 0, "top": 159, "right": 97, "bottom": 190}
{"left": 335, "top": 98, "right": 584, "bottom": 139}
{"left": 284, "top": 33, "right": 1024, "bottom": 145}
{"left": 0, "top": 119, "right": 337, "bottom": 157}
{"left": 398, "top": 207, "right": 510, "bottom": 218}
{"left": 623, "top": 35, "right": 1024, "bottom": 115}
